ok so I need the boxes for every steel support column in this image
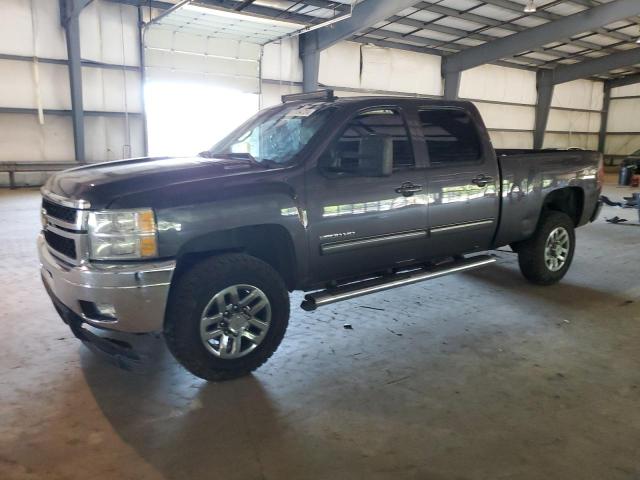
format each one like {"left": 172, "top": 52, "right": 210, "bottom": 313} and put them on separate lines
{"left": 60, "top": 0, "right": 93, "bottom": 163}
{"left": 443, "top": 71, "right": 461, "bottom": 100}
{"left": 534, "top": 70, "right": 554, "bottom": 150}
{"left": 300, "top": 32, "right": 320, "bottom": 93}
{"left": 598, "top": 82, "right": 612, "bottom": 154}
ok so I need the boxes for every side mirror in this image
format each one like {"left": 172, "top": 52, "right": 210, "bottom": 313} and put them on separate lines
{"left": 358, "top": 135, "right": 393, "bottom": 177}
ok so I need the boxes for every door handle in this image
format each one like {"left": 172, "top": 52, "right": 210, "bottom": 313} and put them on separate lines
{"left": 395, "top": 182, "right": 423, "bottom": 197}
{"left": 472, "top": 175, "right": 494, "bottom": 187}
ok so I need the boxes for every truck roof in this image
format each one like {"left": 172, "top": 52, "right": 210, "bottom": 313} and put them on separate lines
{"left": 280, "top": 89, "right": 474, "bottom": 110}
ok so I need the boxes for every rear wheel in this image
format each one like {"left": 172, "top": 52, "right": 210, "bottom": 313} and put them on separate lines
{"left": 515, "top": 211, "right": 575, "bottom": 285}
{"left": 164, "top": 253, "right": 289, "bottom": 381}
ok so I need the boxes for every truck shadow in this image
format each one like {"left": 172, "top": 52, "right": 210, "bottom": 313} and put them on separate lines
{"left": 78, "top": 342, "right": 283, "bottom": 479}
{"left": 463, "top": 261, "right": 633, "bottom": 311}
{"left": 76, "top": 337, "right": 367, "bottom": 480}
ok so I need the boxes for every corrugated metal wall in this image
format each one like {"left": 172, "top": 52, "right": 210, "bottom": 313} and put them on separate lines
{"left": 0, "top": 0, "right": 144, "bottom": 186}
{"left": 0, "top": 4, "right": 628, "bottom": 186}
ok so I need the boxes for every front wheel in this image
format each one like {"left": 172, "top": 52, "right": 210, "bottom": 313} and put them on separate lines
{"left": 515, "top": 211, "right": 576, "bottom": 285}
{"left": 164, "top": 253, "right": 290, "bottom": 381}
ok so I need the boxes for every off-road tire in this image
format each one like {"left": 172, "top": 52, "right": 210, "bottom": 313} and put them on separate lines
{"left": 515, "top": 211, "right": 576, "bottom": 286}
{"left": 164, "top": 253, "right": 289, "bottom": 381}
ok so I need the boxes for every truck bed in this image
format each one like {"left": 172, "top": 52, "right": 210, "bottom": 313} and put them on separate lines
{"left": 493, "top": 149, "right": 602, "bottom": 248}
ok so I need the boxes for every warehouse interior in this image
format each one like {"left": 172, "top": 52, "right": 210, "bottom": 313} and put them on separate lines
{"left": 1, "top": 0, "right": 640, "bottom": 479}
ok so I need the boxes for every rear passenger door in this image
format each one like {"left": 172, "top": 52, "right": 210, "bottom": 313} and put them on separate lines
{"left": 418, "top": 107, "right": 500, "bottom": 257}
{"left": 305, "top": 107, "right": 429, "bottom": 283}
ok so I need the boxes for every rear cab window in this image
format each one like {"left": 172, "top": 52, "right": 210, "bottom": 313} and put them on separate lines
{"left": 418, "top": 108, "right": 483, "bottom": 166}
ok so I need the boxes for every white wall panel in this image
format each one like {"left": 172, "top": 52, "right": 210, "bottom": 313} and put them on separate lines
{"left": 262, "top": 38, "right": 302, "bottom": 82}
{"left": 543, "top": 133, "right": 598, "bottom": 150}
{"left": 318, "top": 41, "right": 441, "bottom": 95}
{"left": 547, "top": 109, "right": 601, "bottom": 133}
{"left": 604, "top": 135, "right": 640, "bottom": 156}
{"left": 473, "top": 102, "right": 535, "bottom": 130}
{"left": 319, "top": 41, "right": 361, "bottom": 89}
{"left": 260, "top": 82, "right": 302, "bottom": 109}
{"left": 607, "top": 98, "right": 640, "bottom": 132}
{"left": 0, "top": 60, "right": 70, "bottom": 110}
{"left": 551, "top": 79, "right": 604, "bottom": 111}
{"left": 80, "top": 0, "right": 140, "bottom": 66}
{"left": 360, "top": 46, "right": 441, "bottom": 95}
{"left": 0, "top": 0, "right": 66, "bottom": 58}
{"left": 460, "top": 64, "right": 537, "bottom": 105}
{"left": 82, "top": 69, "right": 142, "bottom": 113}
{"left": 489, "top": 131, "right": 533, "bottom": 149}
{"left": 0, "top": 0, "right": 34, "bottom": 57}
{"left": 31, "top": 0, "right": 68, "bottom": 59}
{"left": 611, "top": 83, "right": 640, "bottom": 98}
{"left": 85, "top": 116, "right": 144, "bottom": 163}
{"left": 0, "top": 113, "right": 74, "bottom": 162}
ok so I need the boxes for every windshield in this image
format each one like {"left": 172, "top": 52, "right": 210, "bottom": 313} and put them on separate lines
{"left": 205, "top": 102, "right": 336, "bottom": 166}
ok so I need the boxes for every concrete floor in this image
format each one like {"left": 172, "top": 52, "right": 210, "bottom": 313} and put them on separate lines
{"left": 1, "top": 179, "right": 639, "bottom": 480}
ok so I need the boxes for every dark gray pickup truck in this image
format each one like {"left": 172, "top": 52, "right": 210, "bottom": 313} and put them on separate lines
{"left": 39, "top": 90, "right": 603, "bottom": 381}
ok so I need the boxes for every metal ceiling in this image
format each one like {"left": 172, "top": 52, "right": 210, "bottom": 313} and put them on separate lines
{"left": 150, "top": 3, "right": 307, "bottom": 45}
{"left": 123, "top": 0, "right": 640, "bottom": 80}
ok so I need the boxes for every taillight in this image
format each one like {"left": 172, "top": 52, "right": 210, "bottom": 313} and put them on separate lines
{"left": 596, "top": 157, "right": 605, "bottom": 190}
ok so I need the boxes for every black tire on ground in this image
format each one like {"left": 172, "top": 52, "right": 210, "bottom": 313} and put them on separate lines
{"left": 164, "top": 253, "right": 290, "bottom": 381}
{"left": 515, "top": 211, "right": 576, "bottom": 286}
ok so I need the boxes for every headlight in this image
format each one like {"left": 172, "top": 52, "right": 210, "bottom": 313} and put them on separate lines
{"left": 88, "top": 209, "right": 158, "bottom": 260}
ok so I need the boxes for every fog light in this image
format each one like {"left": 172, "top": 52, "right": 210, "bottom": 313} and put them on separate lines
{"left": 95, "top": 303, "right": 117, "bottom": 319}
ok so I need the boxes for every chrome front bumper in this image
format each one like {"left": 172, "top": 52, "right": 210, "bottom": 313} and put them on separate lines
{"left": 38, "top": 234, "right": 175, "bottom": 333}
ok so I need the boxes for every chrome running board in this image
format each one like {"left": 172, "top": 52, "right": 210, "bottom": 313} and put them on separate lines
{"left": 300, "top": 255, "right": 496, "bottom": 311}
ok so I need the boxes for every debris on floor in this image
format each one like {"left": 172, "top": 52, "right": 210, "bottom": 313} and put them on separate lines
{"left": 343, "top": 323, "right": 353, "bottom": 330}
{"left": 605, "top": 216, "right": 628, "bottom": 224}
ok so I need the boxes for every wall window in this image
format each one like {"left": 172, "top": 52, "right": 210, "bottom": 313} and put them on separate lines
{"left": 320, "top": 109, "right": 414, "bottom": 176}
{"left": 419, "top": 109, "right": 482, "bottom": 165}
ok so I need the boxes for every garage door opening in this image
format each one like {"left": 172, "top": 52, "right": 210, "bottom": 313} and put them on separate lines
{"left": 144, "top": 82, "right": 260, "bottom": 158}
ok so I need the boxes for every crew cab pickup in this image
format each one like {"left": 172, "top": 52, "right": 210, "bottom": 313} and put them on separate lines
{"left": 39, "top": 90, "right": 604, "bottom": 381}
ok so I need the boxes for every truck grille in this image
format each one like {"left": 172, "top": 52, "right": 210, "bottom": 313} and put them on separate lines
{"left": 42, "top": 198, "right": 77, "bottom": 224}
{"left": 44, "top": 229, "right": 77, "bottom": 260}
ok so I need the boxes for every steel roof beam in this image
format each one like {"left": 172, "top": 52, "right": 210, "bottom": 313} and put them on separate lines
{"left": 481, "top": 0, "right": 637, "bottom": 44}
{"left": 544, "top": 47, "right": 640, "bottom": 85}
{"left": 608, "top": 72, "right": 640, "bottom": 88}
{"left": 443, "top": 0, "right": 640, "bottom": 74}
{"left": 302, "top": 0, "right": 421, "bottom": 53}
{"left": 416, "top": 1, "right": 617, "bottom": 53}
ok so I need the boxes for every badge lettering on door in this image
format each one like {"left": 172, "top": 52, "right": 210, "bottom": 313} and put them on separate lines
{"left": 320, "top": 232, "right": 356, "bottom": 241}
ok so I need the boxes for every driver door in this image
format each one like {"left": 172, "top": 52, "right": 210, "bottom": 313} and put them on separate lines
{"left": 304, "top": 107, "right": 429, "bottom": 283}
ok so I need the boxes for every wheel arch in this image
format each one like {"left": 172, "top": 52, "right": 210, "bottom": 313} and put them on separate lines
{"left": 172, "top": 224, "right": 298, "bottom": 291}
{"left": 541, "top": 186, "right": 585, "bottom": 227}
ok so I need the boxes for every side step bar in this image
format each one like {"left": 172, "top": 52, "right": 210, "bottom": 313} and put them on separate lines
{"left": 301, "top": 255, "right": 496, "bottom": 311}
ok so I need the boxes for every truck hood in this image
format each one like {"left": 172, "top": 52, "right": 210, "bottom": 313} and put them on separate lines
{"left": 44, "top": 156, "right": 268, "bottom": 209}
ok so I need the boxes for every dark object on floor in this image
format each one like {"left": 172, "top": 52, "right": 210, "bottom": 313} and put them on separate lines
{"left": 606, "top": 216, "right": 628, "bottom": 224}
{"left": 600, "top": 195, "right": 622, "bottom": 207}
{"left": 343, "top": 324, "right": 353, "bottom": 330}
{"left": 618, "top": 165, "right": 635, "bottom": 186}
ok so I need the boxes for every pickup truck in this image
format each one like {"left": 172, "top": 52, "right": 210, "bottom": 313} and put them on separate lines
{"left": 39, "top": 90, "right": 603, "bottom": 381}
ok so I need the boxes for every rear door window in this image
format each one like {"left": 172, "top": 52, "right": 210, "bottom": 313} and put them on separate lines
{"left": 418, "top": 109, "right": 482, "bottom": 166}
